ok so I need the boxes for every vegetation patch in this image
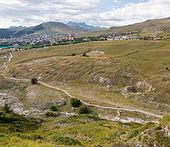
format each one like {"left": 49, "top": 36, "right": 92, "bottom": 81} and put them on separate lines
{"left": 52, "top": 136, "right": 82, "bottom": 146}
{"left": 49, "top": 105, "right": 58, "bottom": 112}
{"left": 0, "top": 112, "right": 39, "bottom": 133}
{"left": 70, "top": 98, "right": 82, "bottom": 108}
{"left": 31, "top": 77, "right": 38, "bottom": 85}
{"left": 45, "top": 111, "right": 58, "bottom": 117}
{"left": 128, "top": 128, "right": 140, "bottom": 138}
{"left": 78, "top": 105, "right": 93, "bottom": 114}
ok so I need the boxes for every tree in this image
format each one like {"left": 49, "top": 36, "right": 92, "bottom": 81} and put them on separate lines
{"left": 45, "top": 111, "right": 57, "bottom": 117}
{"left": 49, "top": 105, "right": 58, "bottom": 112}
{"left": 70, "top": 98, "right": 82, "bottom": 108}
{"left": 31, "top": 78, "right": 38, "bottom": 84}
{"left": 78, "top": 105, "right": 92, "bottom": 114}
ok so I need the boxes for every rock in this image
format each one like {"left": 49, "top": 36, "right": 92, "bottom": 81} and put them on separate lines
{"left": 0, "top": 93, "right": 25, "bottom": 115}
{"left": 121, "top": 81, "right": 155, "bottom": 98}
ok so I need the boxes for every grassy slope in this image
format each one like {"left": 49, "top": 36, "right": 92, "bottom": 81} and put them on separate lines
{"left": 93, "top": 17, "right": 170, "bottom": 38}
{"left": 0, "top": 54, "right": 7, "bottom": 67}
{"left": 0, "top": 112, "right": 169, "bottom": 146}
{"left": 1, "top": 45, "right": 170, "bottom": 146}
{"left": 4, "top": 40, "right": 170, "bottom": 114}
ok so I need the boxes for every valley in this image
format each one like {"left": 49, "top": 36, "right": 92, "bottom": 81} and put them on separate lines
{"left": 0, "top": 39, "right": 170, "bottom": 146}
{"left": 5, "top": 40, "right": 170, "bottom": 114}
{"left": 0, "top": 0, "right": 170, "bottom": 146}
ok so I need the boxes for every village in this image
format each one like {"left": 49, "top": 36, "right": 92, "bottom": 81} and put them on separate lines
{"left": 0, "top": 29, "right": 166, "bottom": 50}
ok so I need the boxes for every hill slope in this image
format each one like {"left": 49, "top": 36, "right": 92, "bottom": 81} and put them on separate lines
{"left": 12, "top": 22, "right": 76, "bottom": 37}
{"left": 96, "top": 17, "right": 170, "bottom": 38}
{"left": 4, "top": 40, "right": 170, "bottom": 116}
{"left": 0, "top": 29, "right": 15, "bottom": 39}
{"left": 0, "top": 40, "right": 170, "bottom": 146}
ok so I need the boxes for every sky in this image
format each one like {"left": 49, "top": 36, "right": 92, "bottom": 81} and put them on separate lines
{"left": 0, "top": 0, "right": 170, "bottom": 28}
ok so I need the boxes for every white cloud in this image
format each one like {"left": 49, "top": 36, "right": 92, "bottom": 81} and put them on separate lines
{"left": 0, "top": 0, "right": 169, "bottom": 28}
{"left": 99, "top": 0, "right": 170, "bottom": 26}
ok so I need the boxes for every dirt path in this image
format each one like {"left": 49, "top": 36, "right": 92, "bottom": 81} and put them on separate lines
{"left": 0, "top": 73, "right": 162, "bottom": 119}
{"left": 39, "top": 82, "right": 162, "bottom": 118}
{"left": 0, "top": 53, "right": 163, "bottom": 120}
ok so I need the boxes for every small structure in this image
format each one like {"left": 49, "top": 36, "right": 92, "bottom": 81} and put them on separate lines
{"left": 67, "top": 34, "right": 75, "bottom": 41}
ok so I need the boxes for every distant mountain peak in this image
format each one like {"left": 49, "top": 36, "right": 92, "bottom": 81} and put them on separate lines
{"left": 67, "top": 21, "right": 106, "bottom": 32}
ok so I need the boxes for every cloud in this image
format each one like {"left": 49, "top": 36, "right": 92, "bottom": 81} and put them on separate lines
{"left": 0, "top": 0, "right": 100, "bottom": 27}
{"left": 99, "top": 0, "right": 170, "bottom": 26}
{"left": 0, "top": 0, "right": 169, "bottom": 28}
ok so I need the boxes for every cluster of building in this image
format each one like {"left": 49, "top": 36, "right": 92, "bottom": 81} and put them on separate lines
{"left": 106, "top": 35, "right": 139, "bottom": 41}
{"left": 0, "top": 33, "right": 77, "bottom": 47}
{"left": 1, "top": 30, "right": 161, "bottom": 50}
{"left": 101, "top": 31, "right": 140, "bottom": 41}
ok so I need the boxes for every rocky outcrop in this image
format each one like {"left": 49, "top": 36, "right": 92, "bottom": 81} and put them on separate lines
{"left": 0, "top": 92, "right": 27, "bottom": 115}
{"left": 121, "top": 81, "right": 155, "bottom": 98}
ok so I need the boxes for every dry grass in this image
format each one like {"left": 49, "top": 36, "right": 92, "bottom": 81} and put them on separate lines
{"left": 4, "top": 40, "right": 170, "bottom": 114}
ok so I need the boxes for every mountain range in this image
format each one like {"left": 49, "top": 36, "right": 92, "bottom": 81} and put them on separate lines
{"left": 0, "top": 22, "right": 105, "bottom": 39}
{"left": 67, "top": 21, "right": 106, "bottom": 32}
{"left": 0, "top": 17, "right": 170, "bottom": 39}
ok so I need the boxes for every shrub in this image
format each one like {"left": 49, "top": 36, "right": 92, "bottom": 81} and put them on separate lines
{"left": 165, "top": 67, "right": 169, "bottom": 71}
{"left": 0, "top": 113, "right": 39, "bottom": 132}
{"left": 3, "top": 104, "right": 12, "bottom": 113}
{"left": 82, "top": 53, "right": 89, "bottom": 57}
{"left": 128, "top": 128, "right": 140, "bottom": 138}
{"left": 78, "top": 105, "right": 92, "bottom": 114}
{"left": 49, "top": 105, "right": 58, "bottom": 112}
{"left": 31, "top": 78, "right": 38, "bottom": 85}
{"left": 52, "top": 136, "right": 82, "bottom": 145}
{"left": 161, "top": 114, "right": 170, "bottom": 126}
{"left": 16, "top": 133, "right": 43, "bottom": 141}
{"left": 70, "top": 98, "right": 82, "bottom": 108}
{"left": 45, "top": 111, "right": 56, "bottom": 117}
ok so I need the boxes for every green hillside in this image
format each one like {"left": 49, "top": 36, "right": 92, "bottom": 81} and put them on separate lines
{"left": 0, "top": 111, "right": 169, "bottom": 146}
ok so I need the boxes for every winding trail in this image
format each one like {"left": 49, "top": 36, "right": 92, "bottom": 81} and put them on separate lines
{"left": 0, "top": 52, "right": 163, "bottom": 122}
{"left": 39, "top": 82, "right": 162, "bottom": 118}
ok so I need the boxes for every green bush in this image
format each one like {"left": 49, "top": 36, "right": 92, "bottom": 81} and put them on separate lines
{"left": 161, "top": 114, "right": 170, "bottom": 126}
{"left": 45, "top": 111, "right": 56, "bottom": 117}
{"left": 52, "top": 136, "right": 82, "bottom": 145}
{"left": 31, "top": 78, "right": 38, "bottom": 85}
{"left": 49, "top": 106, "right": 58, "bottom": 112}
{"left": 128, "top": 128, "right": 140, "bottom": 138}
{"left": 0, "top": 113, "right": 39, "bottom": 132}
{"left": 15, "top": 133, "right": 43, "bottom": 141}
{"left": 3, "top": 104, "right": 12, "bottom": 113}
{"left": 78, "top": 105, "right": 92, "bottom": 114}
{"left": 70, "top": 98, "right": 82, "bottom": 108}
